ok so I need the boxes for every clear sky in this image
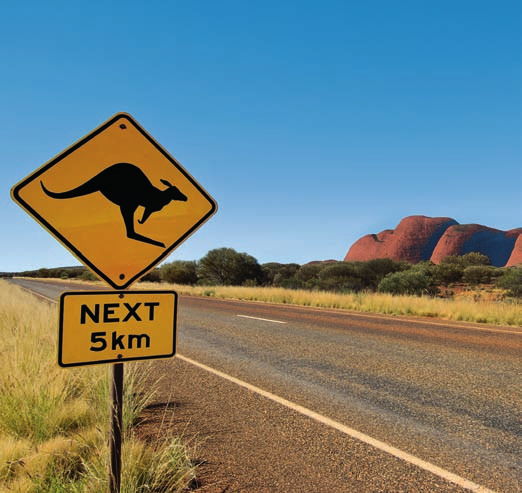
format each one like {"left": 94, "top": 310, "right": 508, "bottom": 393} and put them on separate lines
{"left": 2, "top": 1, "right": 521, "bottom": 272}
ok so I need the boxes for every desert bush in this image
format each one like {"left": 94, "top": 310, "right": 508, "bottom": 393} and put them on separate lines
{"left": 81, "top": 270, "right": 98, "bottom": 281}
{"left": 198, "top": 247, "right": 264, "bottom": 286}
{"left": 280, "top": 278, "right": 305, "bottom": 290}
{"left": 441, "top": 252, "right": 491, "bottom": 268}
{"left": 357, "top": 258, "right": 411, "bottom": 290}
{"left": 318, "top": 262, "right": 361, "bottom": 290}
{"left": 432, "top": 262, "right": 464, "bottom": 285}
{"left": 263, "top": 262, "right": 300, "bottom": 286}
{"left": 378, "top": 266, "right": 437, "bottom": 296}
{"left": 497, "top": 267, "right": 522, "bottom": 298}
{"left": 161, "top": 260, "right": 198, "bottom": 285}
{"left": 141, "top": 268, "right": 161, "bottom": 283}
{"left": 295, "top": 263, "right": 323, "bottom": 283}
{"left": 462, "top": 266, "right": 495, "bottom": 286}
{"left": 292, "top": 259, "right": 409, "bottom": 293}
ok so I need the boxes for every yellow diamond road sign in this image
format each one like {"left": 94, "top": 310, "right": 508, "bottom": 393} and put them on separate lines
{"left": 11, "top": 113, "right": 217, "bottom": 289}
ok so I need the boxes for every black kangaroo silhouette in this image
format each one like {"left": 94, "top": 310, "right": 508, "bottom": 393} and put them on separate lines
{"left": 41, "top": 162, "right": 188, "bottom": 248}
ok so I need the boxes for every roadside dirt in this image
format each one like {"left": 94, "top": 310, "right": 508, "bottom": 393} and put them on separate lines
{"left": 135, "top": 357, "right": 465, "bottom": 493}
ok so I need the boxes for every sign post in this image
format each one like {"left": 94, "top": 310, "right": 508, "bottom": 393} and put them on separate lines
{"left": 110, "top": 363, "right": 124, "bottom": 493}
{"left": 57, "top": 288, "right": 178, "bottom": 493}
{"left": 11, "top": 113, "right": 217, "bottom": 492}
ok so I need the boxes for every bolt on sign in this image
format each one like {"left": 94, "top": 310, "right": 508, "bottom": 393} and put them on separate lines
{"left": 58, "top": 291, "right": 177, "bottom": 367}
{"left": 11, "top": 113, "right": 217, "bottom": 289}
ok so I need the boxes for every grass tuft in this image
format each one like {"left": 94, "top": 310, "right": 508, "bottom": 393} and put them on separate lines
{"left": 121, "top": 436, "right": 196, "bottom": 492}
{"left": 0, "top": 280, "right": 196, "bottom": 492}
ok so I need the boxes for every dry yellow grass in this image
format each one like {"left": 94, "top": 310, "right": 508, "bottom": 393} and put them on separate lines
{"left": 0, "top": 280, "right": 195, "bottom": 491}
{"left": 136, "top": 281, "right": 522, "bottom": 327}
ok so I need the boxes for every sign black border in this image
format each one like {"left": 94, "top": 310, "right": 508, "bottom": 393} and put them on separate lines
{"left": 11, "top": 113, "right": 218, "bottom": 289}
{"left": 58, "top": 290, "right": 178, "bottom": 368}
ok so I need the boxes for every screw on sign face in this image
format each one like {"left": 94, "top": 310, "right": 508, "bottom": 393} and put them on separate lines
{"left": 11, "top": 113, "right": 217, "bottom": 289}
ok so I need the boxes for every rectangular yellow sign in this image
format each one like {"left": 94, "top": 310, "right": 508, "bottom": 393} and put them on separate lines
{"left": 58, "top": 290, "right": 177, "bottom": 367}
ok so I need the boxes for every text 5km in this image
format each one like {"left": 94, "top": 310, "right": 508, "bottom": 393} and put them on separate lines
{"left": 90, "top": 331, "right": 151, "bottom": 352}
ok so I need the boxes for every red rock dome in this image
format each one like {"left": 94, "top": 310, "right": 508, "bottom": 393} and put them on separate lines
{"left": 345, "top": 216, "right": 521, "bottom": 267}
{"left": 345, "top": 216, "right": 456, "bottom": 263}
{"left": 506, "top": 234, "right": 522, "bottom": 266}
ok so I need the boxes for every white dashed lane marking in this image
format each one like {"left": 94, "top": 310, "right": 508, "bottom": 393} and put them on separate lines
{"left": 237, "top": 314, "right": 287, "bottom": 324}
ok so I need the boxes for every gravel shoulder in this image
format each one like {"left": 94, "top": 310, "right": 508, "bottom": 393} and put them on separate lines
{"left": 137, "top": 357, "right": 467, "bottom": 493}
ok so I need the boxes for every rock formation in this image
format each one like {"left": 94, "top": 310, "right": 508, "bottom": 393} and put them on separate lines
{"left": 344, "top": 216, "right": 522, "bottom": 267}
{"left": 506, "top": 234, "right": 522, "bottom": 267}
{"left": 430, "top": 225, "right": 522, "bottom": 266}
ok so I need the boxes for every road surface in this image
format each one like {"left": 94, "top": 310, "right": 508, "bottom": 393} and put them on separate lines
{"left": 7, "top": 278, "right": 521, "bottom": 492}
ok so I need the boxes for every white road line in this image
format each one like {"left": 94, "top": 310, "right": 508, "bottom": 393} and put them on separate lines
{"left": 237, "top": 314, "right": 287, "bottom": 324}
{"left": 178, "top": 354, "right": 496, "bottom": 493}
{"left": 26, "top": 290, "right": 58, "bottom": 304}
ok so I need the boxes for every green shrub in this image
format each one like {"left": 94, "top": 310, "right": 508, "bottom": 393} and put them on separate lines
{"left": 198, "top": 248, "right": 264, "bottom": 286}
{"left": 462, "top": 266, "right": 495, "bottom": 286}
{"left": 497, "top": 268, "right": 522, "bottom": 298}
{"left": 81, "top": 270, "right": 98, "bottom": 281}
{"left": 378, "top": 267, "right": 437, "bottom": 296}
{"left": 141, "top": 268, "right": 161, "bottom": 283}
{"left": 432, "top": 263, "right": 463, "bottom": 285}
{"left": 264, "top": 263, "right": 301, "bottom": 286}
{"left": 441, "top": 252, "right": 491, "bottom": 268}
{"left": 295, "top": 263, "right": 323, "bottom": 283}
{"left": 161, "top": 261, "right": 198, "bottom": 285}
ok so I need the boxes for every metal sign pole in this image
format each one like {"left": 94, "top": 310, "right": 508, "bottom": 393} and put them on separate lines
{"left": 109, "top": 362, "right": 124, "bottom": 493}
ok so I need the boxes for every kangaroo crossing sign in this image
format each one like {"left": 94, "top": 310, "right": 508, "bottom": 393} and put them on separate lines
{"left": 11, "top": 113, "right": 217, "bottom": 289}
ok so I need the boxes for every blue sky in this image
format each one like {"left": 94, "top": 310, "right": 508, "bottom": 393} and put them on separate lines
{"left": 2, "top": 1, "right": 521, "bottom": 272}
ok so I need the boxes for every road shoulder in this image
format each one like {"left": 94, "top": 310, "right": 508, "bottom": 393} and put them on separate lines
{"left": 137, "top": 357, "right": 465, "bottom": 492}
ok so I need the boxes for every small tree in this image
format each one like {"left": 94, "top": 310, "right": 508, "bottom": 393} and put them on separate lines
{"left": 441, "top": 252, "right": 491, "bottom": 268}
{"left": 497, "top": 268, "right": 522, "bottom": 298}
{"left": 295, "top": 263, "right": 323, "bottom": 283}
{"left": 198, "top": 248, "right": 264, "bottom": 286}
{"left": 68, "top": 267, "right": 86, "bottom": 279}
{"left": 263, "top": 263, "right": 301, "bottom": 287}
{"left": 81, "top": 270, "right": 98, "bottom": 281}
{"left": 160, "top": 261, "right": 198, "bottom": 285}
{"left": 462, "top": 252, "right": 491, "bottom": 266}
{"left": 317, "top": 262, "right": 365, "bottom": 292}
{"left": 432, "top": 263, "right": 463, "bottom": 286}
{"left": 141, "top": 268, "right": 161, "bottom": 283}
{"left": 462, "top": 266, "right": 494, "bottom": 286}
{"left": 378, "top": 266, "right": 437, "bottom": 296}
{"left": 358, "top": 258, "right": 411, "bottom": 290}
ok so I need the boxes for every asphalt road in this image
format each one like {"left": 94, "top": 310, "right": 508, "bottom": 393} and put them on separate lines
{"left": 7, "top": 278, "right": 522, "bottom": 492}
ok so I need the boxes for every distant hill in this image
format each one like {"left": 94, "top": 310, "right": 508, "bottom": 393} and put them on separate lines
{"left": 344, "top": 215, "right": 522, "bottom": 267}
